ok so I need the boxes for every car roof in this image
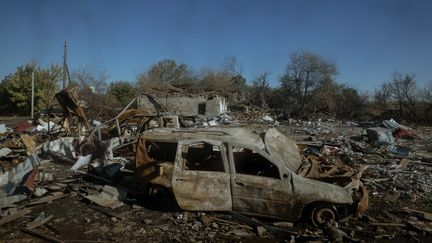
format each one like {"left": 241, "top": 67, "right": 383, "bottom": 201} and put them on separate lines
{"left": 141, "top": 127, "right": 265, "bottom": 148}
{"left": 140, "top": 127, "right": 302, "bottom": 172}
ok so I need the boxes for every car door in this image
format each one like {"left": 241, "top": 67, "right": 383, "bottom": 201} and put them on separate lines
{"left": 171, "top": 140, "right": 232, "bottom": 211}
{"left": 229, "top": 144, "right": 295, "bottom": 218}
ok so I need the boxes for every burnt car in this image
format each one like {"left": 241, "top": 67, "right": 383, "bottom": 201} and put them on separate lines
{"left": 135, "top": 127, "right": 366, "bottom": 225}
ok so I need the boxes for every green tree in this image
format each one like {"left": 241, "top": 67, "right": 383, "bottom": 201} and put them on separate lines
{"left": 137, "top": 59, "right": 193, "bottom": 88}
{"left": 198, "top": 68, "right": 232, "bottom": 91}
{"left": 107, "top": 81, "right": 137, "bottom": 106}
{"left": 198, "top": 56, "right": 246, "bottom": 94}
{"left": 335, "top": 86, "right": 367, "bottom": 119}
{"left": 0, "top": 62, "right": 61, "bottom": 115}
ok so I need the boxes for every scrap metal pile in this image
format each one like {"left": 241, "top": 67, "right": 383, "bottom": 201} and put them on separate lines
{"left": 0, "top": 87, "right": 431, "bottom": 242}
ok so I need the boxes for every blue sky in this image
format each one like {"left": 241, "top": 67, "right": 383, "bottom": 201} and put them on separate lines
{"left": 1, "top": 0, "right": 431, "bottom": 91}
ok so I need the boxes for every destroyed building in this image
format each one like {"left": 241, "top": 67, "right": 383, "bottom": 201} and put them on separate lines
{"left": 137, "top": 94, "right": 228, "bottom": 117}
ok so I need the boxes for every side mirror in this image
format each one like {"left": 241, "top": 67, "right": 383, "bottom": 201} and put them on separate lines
{"left": 283, "top": 173, "right": 289, "bottom": 179}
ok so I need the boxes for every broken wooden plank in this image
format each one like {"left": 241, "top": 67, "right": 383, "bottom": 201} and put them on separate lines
{"left": 371, "top": 222, "right": 406, "bottom": 227}
{"left": 0, "top": 208, "right": 31, "bottom": 226}
{"left": 409, "top": 160, "right": 432, "bottom": 166}
{"left": 382, "top": 210, "right": 402, "bottom": 223}
{"left": 115, "top": 208, "right": 141, "bottom": 219}
{"left": 27, "top": 215, "right": 54, "bottom": 229}
{"left": 399, "top": 158, "right": 410, "bottom": 168}
{"left": 208, "top": 216, "right": 253, "bottom": 230}
{"left": 65, "top": 240, "right": 112, "bottom": 243}
{"left": 21, "top": 228, "right": 63, "bottom": 243}
{"left": 88, "top": 204, "right": 140, "bottom": 219}
{"left": 232, "top": 212, "right": 295, "bottom": 237}
{"left": 44, "top": 223, "right": 60, "bottom": 235}
{"left": 20, "top": 134, "right": 36, "bottom": 154}
{"left": 88, "top": 204, "right": 119, "bottom": 218}
{"left": 27, "top": 192, "right": 69, "bottom": 206}
{"left": 403, "top": 208, "right": 432, "bottom": 221}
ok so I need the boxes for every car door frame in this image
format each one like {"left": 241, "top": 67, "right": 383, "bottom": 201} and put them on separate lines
{"left": 171, "top": 139, "right": 232, "bottom": 211}
{"left": 227, "top": 142, "right": 295, "bottom": 219}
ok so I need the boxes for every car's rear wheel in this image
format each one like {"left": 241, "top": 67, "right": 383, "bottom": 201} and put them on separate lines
{"left": 311, "top": 204, "right": 337, "bottom": 227}
{"left": 147, "top": 185, "right": 177, "bottom": 211}
{"left": 149, "top": 185, "right": 171, "bottom": 202}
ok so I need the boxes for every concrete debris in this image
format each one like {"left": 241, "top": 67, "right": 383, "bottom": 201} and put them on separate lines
{"left": 33, "top": 187, "right": 48, "bottom": 197}
{"left": 70, "top": 154, "right": 92, "bottom": 171}
{"left": 0, "top": 124, "right": 7, "bottom": 134}
{"left": 137, "top": 94, "right": 228, "bottom": 117}
{"left": 0, "top": 147, "right": 12, "bottom": 157}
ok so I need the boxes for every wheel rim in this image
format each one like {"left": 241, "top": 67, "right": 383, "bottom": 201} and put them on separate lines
{"left": 314, "top": 207, "right": 336, "bottom": 225}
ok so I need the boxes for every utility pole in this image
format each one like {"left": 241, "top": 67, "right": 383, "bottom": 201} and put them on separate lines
{"left": 63, "top": 40, "right": 68, "bottom": 89}
{"left": 31, "top": 71, "right": 35, "bottom": 118}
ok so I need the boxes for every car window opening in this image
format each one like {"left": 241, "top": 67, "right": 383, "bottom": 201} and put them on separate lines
{"left": 146, "top": 141, "right": 178, "bottom": 162}
{"left": 233, "top": 147, "right": 280, "bottom": 179}
{"left": 185, "top": 142, "right": 224, "bottom": 172}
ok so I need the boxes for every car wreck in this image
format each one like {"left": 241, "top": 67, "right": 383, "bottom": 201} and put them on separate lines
{"left": 134, "top": 127, "right": 367, "bottom": 225}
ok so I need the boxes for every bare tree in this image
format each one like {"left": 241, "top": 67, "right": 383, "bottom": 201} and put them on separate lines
{"left": 421, "top": 80, "right": 432, "bottom": 104}
{"left": 71, "top": 66, "right": 109, "bottom": 93}
{"left": 374, "top": 83, "right": 392, "bottom": 114}
{"left": 280, "top": 51, "right": 337, "bottom": 117}
{"left": 252, "top": 72, "right": 270, "bottom": 108}
{"left": 221, "top": 56, "right": 247, "bottom": 100}
{"left": 419, "top": 81, "right": 432, "bottom": 123}
{"left": 70, "top": 67, "right": 114, "bottom": 119}
{"left": 388, "top": 72, "right": 417, "bottom": 119}
{"left": 222, "top": 55, "right": 243, "bottom": 76}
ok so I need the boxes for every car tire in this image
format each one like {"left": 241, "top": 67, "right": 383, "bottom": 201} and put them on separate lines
{"left": 310, "top": 204, "right": 337, "bottom": 227}
{"left": 148, "top": 185, "right": 176, "bottom": 210}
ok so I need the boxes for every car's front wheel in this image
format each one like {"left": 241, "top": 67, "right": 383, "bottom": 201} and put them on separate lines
{"left": 310, "top": 204, "right": 338, "bottom": 227}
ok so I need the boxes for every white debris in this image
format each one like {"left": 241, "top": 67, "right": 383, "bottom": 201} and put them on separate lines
{"left": 70, "top": 154, "right": 93, "bottom": 171}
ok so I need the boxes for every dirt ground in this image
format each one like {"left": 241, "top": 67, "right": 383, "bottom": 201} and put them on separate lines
{"left": 1, "top": 118, "right": 432, "bottom": 242}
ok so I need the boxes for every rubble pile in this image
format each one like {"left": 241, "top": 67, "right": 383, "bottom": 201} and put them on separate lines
{"left": 1, "top": 86, "right": 431, "bottom": 242}
{"left": 280, "top": 117, "right": 432, "bottom": 241}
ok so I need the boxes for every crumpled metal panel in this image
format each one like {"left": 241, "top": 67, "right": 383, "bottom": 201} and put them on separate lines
{"left": 264, "top": 128, "right": 302, "bottom": 172}
{"left": 0, "top": 154, "right": 40, "bottom": 196}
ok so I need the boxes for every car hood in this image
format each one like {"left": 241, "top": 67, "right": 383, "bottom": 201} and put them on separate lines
{"left": 264, "top": 128, "right": 302, "bottom": 172}
{"left": 292, "top": 173, "right": 354, "bottom": 205}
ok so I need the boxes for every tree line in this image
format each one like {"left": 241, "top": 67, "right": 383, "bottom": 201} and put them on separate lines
{"left": 1, "top": 51, "right": 431, "bottom": 124}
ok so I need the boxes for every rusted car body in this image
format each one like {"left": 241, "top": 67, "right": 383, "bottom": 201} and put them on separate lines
{"left": 135, "top": 127, "right": 362, "bottom": 223}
